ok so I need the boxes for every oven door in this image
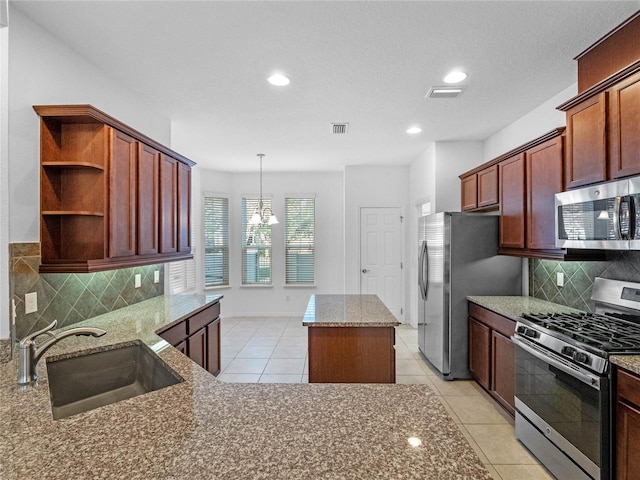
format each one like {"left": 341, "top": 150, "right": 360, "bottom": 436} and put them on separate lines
{"left": 513, "top": 336, "right": 608, "bottom": 480}
{"left": 555, "top": 179, "right": 630, "bottom": 250}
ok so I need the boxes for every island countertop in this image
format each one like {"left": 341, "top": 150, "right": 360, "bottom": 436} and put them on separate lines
{"left": 302, "top": 294, "right": 400, "bottom": 327}
{"left": 0, "top": 294, "right": 489, "bottom": 479}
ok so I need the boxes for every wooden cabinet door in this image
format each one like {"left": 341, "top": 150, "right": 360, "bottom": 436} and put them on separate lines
{"left": 491, "top": 330, "right": 515, "bottom": 415}
{"left": 609, "top": 72, "right": 640, "bottom": 179}
{"left": 159, "top": 154, "right": 178, "bottom": 254}
{"left": 188, "top": 327, "right": 207, "bottom": 370}
{"left": 461, "top": 175, "right": 477, "bottom": 211}
{"left": 499, "top": 153, "right": 526, "bottom": 249}
{"left": 175, "top": 340, "right": 188, "bottom": 356}
{"left": 468, "top": 317, "right": 491, "bottom": 391}
{"left": 177, "top": 162, "right": 191, "bottom": 253}
{"left": 526, "top": 136, "right": 564, "bottom": 250}
{"left": 137, "top": 143, "right": 159, "bottom": 256}
{"left": 565, "top": 92, "right": 607, "bottom": 188}
{"left": 108, "top": 128, "right": 137, "bottom": 258}
{"left": 206, "top": 318, "right": 221, "bottom": 376}
{"left": 478, "top": 165, "right": 499, "bottom": 208}
{"left": 617, "top": 401, "right": 640, "bottom": 480}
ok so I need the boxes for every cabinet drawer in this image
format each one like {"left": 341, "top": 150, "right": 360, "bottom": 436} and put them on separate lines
{"left": 468, "top": 302, "right": 515, "bottom": 338}
{"left": 618, "top": 368, "right": 640, "bottom": 407}
{"left": 189, "top": 302, "right": 221, "bottom": 333}
{"left": 159, "top": 320, "right": 188, "bottom": 346}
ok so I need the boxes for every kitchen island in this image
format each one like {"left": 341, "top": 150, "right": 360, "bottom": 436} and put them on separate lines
{"left": 0, "top": 294, "right": 490, "bottom": 479}
{"left": 303, "top": 294, "right": 400, "bottom": 383}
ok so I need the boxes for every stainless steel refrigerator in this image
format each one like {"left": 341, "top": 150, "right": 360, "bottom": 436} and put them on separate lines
{"left": 417, "top": 212, "right": 522, "bottom": 380}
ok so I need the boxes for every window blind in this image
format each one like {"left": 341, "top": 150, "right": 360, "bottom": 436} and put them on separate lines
{"left": 242, "top": 197, "right": 272, "bottom": 285}
{"left": 285, "top": 197, "right": 315, "bottom": 285}
{"left": 203, "top": 195, "right": 229, "bottom": 287}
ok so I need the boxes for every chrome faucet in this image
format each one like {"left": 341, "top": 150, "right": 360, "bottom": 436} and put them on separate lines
{"left": 17, "top": 319, "right": 107, "bottom": 389}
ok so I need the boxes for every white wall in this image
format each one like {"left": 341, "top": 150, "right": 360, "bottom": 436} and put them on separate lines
{"left": 8, "top": 7, "right": 172, "bottom": 243}
{"left": 197, "top": 169, "right": 344, "bottom": 316}
{"left": 483, "top": 84, "right": 576, "bottom": 161}
{"left": 343, "top": 165, "right": 411, "bottom": 312}
{"left": 434, "top": 141, "right": 484, "bottom": 213}
{"left": 1, "top": 1, "right": 9, "bottom": 340}
{"left": 407, "top": 144, "right": 435, "bottom": 328}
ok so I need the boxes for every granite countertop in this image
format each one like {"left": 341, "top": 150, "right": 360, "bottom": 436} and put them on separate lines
{"left": 611, "top": 355, "right": 640, "bottom": 375}
{"left": 302, "top": 294, "right": 400, "bottom": 327}
{"left": 0, "top": 294, "right": 489, "bottom": 479}
{"left": 467, "top": 295, "right": 581, "bottom": 321}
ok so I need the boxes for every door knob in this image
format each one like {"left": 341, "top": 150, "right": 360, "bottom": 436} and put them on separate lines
{"left": 361, "top": 269, "right": 370, "bottom": 273}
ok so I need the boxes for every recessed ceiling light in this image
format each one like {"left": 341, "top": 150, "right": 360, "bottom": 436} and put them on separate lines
{"left": 443, "top": 71, "right": 467, "bottom": 84}
{"left": 406, "top": 126, "right": 422, "bottom": 134}
{"left": 267, "top": 73, "right": 290, "bottom": 86}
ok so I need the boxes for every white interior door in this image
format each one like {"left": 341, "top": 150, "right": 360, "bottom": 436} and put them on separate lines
{"left": 360, "top": 207, "right": 403, "bottom": 321}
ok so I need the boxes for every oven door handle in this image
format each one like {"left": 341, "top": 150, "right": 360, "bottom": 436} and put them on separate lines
{"left": 512, "top": 336, "right": 601, "bottom": 390}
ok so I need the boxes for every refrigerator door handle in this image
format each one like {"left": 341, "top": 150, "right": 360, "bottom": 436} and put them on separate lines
{"left": 419, "top": 240, "right": 428, "bottom": 300}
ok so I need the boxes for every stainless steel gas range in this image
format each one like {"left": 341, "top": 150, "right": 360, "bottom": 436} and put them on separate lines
{"left": 513, "top": 277, "right": 640, "bottom": 480}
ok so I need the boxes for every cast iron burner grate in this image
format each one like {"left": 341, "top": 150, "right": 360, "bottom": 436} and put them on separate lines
{"left": 521, "top": 312, "right": 640, "bottom": 353}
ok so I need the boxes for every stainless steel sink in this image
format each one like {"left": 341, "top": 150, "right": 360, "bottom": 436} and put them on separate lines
{"left": 46, "top": 341, "right": 183, "bottom": 420}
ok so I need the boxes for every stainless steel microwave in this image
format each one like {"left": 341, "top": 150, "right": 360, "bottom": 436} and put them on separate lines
{"left": 555, "top": 177, "right": 640, "bottom": 250}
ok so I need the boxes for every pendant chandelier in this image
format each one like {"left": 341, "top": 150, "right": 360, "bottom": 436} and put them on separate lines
{"left": 249, "top": 153, "right": 279, "bottom": 226}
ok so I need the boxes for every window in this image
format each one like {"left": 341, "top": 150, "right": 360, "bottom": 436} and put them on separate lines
{"left": 242, "top": 197, "right": 272, "bottom": 285}
{"left": 285, "top": 197, "right": 315, "bottom": 285}
{"left": 203, "top": 194, "right": 229, "bottom": 287}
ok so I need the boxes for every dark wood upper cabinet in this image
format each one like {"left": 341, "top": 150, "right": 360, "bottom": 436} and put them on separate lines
{"left": 477, "top": 165, "right": 499, "bottom": 208}
{"left": 460, "top": 165, "right": 499, "bottom": 212}
{"left": 609, "top": 71, "right": 640, "bottom": 179}
{"left": 526, "top": 136, "right": 564, "bottom": 250}
{"left": 564, "top": 92, "right": 607, "bottom": 189}
{"left": 460, "top": 128, "right": 583, "bottom": 260}
{"left": 109, "top": 128, "right": 137, "bottom": 258}
{"left": 575, "top": 12, "right": 640, "bottom": 94}
{"left": 461, "top": 175, "right": 478, "bottom": 211}
{"left": 499, "top": 153, "right": 526, "bottom": 250}
{"left": 35, "top": 104, "right": 194, "bottom": 273}
{"left": 177, "top": 162, "right": 192, "bottom": 254}
{"left": 159, "top": 154, "right": 179, "bottom": 255}
{"left": 137, "top": 143, "right": 160, "bottom": 256}
{"left": 558, "top": 12, "right": 640, "bottom": 188}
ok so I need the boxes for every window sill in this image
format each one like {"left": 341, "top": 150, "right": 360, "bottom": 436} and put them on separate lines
{"left": 283, "top": 284, "right": 317, "bottom": 288}
{"left": 240, "top": 284, "right": 274, "bottom": 288}
{"left": 204, "top": 285, "right": 232, "bottom": 291}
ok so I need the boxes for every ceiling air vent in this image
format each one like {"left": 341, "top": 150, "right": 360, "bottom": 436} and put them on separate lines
{"left": 331, "top": 123, "right": 349, "bottom": 134}
{"left": 426, "top": 86, "right": 465, "bottom": 99}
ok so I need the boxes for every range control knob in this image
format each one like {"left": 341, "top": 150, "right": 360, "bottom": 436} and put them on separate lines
{"left": 573, "top": 352, "right": 590, "bottom": 365}
{"left": 516, "top": 325, "right": 527, "bottom": 335}
{"left": 524, "top": 328, "right": 539, "bottom": 339}
{"left": 561, "top": 346, "right": 576, "bottom": 357}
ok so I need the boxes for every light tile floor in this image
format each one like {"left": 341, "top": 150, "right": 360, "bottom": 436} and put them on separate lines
{"left": 218, "top": 317, "right": 554, "bottom": 480}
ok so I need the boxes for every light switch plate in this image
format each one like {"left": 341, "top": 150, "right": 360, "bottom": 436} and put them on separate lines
{"left": 556, "top": 272, "right": 565, "bottom": 287}
{"left": 25, "top": 292, "right": 38, "bottom": 314}
{"left": 134, "top": 274, "right": 141, "bottom": 288}
{"left": 154, "top": 270, "right": 160, "bottom": 284}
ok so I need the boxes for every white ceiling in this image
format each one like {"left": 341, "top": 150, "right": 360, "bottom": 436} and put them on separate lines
{"left": 13, "top": 1, "right": 640, "bottom": 172}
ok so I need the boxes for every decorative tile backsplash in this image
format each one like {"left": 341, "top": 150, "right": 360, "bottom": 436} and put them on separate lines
{"left": 10, "top": 243, "right": 164, "bottom": 340}
{"left": 529, "top": 251, "right": 640, "bottom": 312}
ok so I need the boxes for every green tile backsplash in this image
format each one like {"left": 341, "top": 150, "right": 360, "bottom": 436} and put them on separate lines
{"left": 529, "top": 251, "right": 640, "bottom": 312}
{"left": 10, "top": 243, "right": 164, "bottom": 340}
